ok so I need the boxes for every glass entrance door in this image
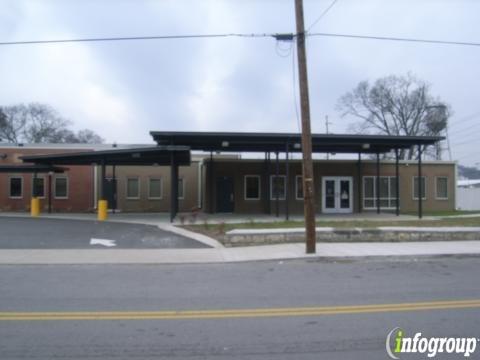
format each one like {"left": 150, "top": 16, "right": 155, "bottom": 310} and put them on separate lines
{"left": 322, "top": 177, "right": 353, "bottom": 213}
{"left": 324, "top": 179, "right": 336, "bottom": 210}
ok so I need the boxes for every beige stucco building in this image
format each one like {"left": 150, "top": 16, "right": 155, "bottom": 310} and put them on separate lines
{"left": 100, "top": 157, "right": 455, "bottom": 215}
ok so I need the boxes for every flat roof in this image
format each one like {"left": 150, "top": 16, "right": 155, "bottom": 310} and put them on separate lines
{"left": 0, "top": 143, "right": 154, "bottom": 150}
{"left": 20, "top": 146, "right": 191, "bottom": 166}
{"left": 0, "top": 164, "right": 66, "bottom": 173}
{"left": 150, "top": 131, "right": 444, "bottom": 153}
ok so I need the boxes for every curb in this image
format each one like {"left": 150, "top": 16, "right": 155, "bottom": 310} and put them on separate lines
{"left": 0, "top": 241, "right": 479, "bottom": 265}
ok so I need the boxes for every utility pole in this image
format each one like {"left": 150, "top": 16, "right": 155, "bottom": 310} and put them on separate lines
{"left": 445, "top": 123, "right": 452, "bottom": 161}
{"left": 295, "top": 0, "right": 316, "bottom": 254}
{"left": 325, "top": 115, "right": 332, "bottom": 160}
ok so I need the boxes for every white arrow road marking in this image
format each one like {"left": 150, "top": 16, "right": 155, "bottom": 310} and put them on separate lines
{"left": 90, "top": 238, "right": 117, "bottom": 247}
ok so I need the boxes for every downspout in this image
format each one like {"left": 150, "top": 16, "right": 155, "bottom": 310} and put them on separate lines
{"left": 454, "top": 161, "right": 458, "bottom": 210}
{"left": 197, "top": 158, "right": 204, "bottom": 210}
{"left": 93, "top": 165, "right": 98, "bottom": 210}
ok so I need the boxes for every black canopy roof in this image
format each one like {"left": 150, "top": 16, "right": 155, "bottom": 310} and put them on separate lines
{"left": 0, "top": 164, "right": 66, "bottom": 173}
{"left": 150, "top": 131, "right": 443, "bottom": 153}
{"left": 21, "top": 146, "right": 191, "bottom": 166}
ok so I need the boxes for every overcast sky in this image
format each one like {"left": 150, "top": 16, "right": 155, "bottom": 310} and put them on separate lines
{"left": 1, "top": 0, "right": 479, "bottom": 166}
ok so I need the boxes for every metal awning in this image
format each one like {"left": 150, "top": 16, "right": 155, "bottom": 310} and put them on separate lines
{"left": 19, "top": 145, "right": 191, "bottom": 222}
{"left": 150, "top": 131, "right": 443, "bottom": 153}
{"left": 0, "top": 164, "right": 66, "bottom": 173}
{"left": 20, "top": 145, "right": 191, "bottom": 166}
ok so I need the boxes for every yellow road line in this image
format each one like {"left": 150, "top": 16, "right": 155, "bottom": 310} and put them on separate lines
{"left": 1, "top": 299, "right": 479, "bottom": 321}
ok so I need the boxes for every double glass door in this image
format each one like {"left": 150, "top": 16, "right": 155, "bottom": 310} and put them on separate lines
{"left": 322, "top": 177, "right": 353, "bottom": 213}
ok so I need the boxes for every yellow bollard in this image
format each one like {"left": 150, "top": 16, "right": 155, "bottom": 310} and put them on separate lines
{"left": 31, "top": 197, "right": 40, "bottom": 217}
{"left": 97, "top": 199, "right": 108, "bottom": 221}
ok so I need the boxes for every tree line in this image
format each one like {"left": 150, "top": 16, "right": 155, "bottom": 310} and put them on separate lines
{"left": 0, "top": 103, "right": 104, "bottom": 144}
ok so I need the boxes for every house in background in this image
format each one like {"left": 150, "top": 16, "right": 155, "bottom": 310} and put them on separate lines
{"left": 457, "top": 179, "right": 480, "bottom": 188}
{"left": 457, "top": 179, "right": 480, "bottom": 211}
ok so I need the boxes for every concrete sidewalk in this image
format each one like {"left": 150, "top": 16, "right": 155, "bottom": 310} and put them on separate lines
{"left": 0, "top": 212, "right": 479, "bottom": 264}
{"left": 0, "top": 240, "right": 479, "bottom": 265}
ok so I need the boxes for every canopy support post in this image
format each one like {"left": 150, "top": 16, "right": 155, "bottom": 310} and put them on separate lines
{"left": 285, "top": 142, "right": 290, "bottom": 221}
{"left": 376, "top": 152, "right": 380, "bottom": 214}
{"left": 275, "top": 151, "right": 279, "bottom": 218}
{"left": 170, "top": 152, "right": 179, "bottom": 222}
{"left": 418, "top": 144, "right": 423, "bottom": 219}
{"left": 395, "top": 148, "right": 400, "bottom": 216}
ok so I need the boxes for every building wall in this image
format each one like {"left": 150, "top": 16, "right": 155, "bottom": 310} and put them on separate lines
{"left": 99, "top": 162, "right": 200, "bottom": 213}
{"left": 204, "top": 159, "right": 456, "bottom": 214}
{"left": 457, "top": 187, "right": 480, "bottom": 210}
{"left": 0, "top": 147, "right": 95, "bottom": 212}
{"left": 361, "top": 161, "right": 455, "bottom": 213}
{"left": 0, "top": 144, "right": 456, "bottom": 215}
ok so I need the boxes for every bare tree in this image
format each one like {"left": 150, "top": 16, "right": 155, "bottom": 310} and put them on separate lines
{"left": 64, "top": 129, "right": 105, "bottom": 144}
{"left": 75, "top": 129, "right": 104, "bottom": 144}
{"left": 337, "top": 73, "right": 450, "bottom": 159}
{"left": 23, "top": 103, "right": 70, "bottom": 143}
{"left": 0, "top": 103, "right": 104, "bottom": 144}
{"left": 0, "top": 105, "right": 29, "bottom": 143}
{"left": 0, "top": 109, "right": 6, "bottom": 141}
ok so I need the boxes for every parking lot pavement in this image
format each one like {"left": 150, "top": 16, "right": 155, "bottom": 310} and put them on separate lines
{"left": 0, "top": 217, "right": 209, "bottom": 249}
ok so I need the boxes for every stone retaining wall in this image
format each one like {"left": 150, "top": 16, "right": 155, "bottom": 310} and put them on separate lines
{"left": 224, "top": 227, "right": 480, "bottom": 247}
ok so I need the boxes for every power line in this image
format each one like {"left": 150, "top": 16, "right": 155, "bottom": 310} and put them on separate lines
{"left": 448, "top": 116, "right": 480, "bottom": 135}
{"left": 450, "top": 138, "right": 478, "bottom": 147}
{"left": 448, "top": 112, "right": 480, "bottom": 129}
{"left": 449, "top": 124, "right": 480, "bottom": 137}
{"left": 0, "top": 33, "right": 275, "bottom": 46}
{"left": 292, "top": 40, "right": 302, "bottom": 133}
{"left": 307, "top": 0, "right": 339, "bottom": 32}
{"left": 0, "top": 31, "right": 479, "bottom": 48}
{"left": 275, "top": 39, "right": 293, "bottom": 58}
{"left": 308, "top": 32, "right": 480, "bottom": 47}
{"left": 456, "top": 152, "right": 479, "bottom": 161}
{"left": 291, "top": 40, "right": 302, "bottom": 134}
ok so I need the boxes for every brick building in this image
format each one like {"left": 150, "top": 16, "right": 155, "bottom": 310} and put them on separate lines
{"left": 1, "top": 131, "right": 455, "bottom": 218}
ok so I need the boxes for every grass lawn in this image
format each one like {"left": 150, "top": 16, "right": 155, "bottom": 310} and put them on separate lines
{"left": 182, "top": 216, "right": 480, "bottom": 241}
{"left": 402, "top": 210, "right": 480, "bottom": 217}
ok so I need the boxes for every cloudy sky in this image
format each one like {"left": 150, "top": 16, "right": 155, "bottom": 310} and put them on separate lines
{"left": 1, "top": 0, "right": 479, "bottom": 166}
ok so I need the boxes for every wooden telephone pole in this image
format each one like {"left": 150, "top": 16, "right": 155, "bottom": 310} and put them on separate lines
{"left": 294, "top": 0, "right": 316, "bottom": 253}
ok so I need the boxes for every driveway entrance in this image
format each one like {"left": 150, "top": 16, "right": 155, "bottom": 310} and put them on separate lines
{"left": 0, "top": 217, "right": 209, "bottom": 249}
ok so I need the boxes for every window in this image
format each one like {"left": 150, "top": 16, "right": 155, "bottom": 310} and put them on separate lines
{"left": 363, "top": 176, "right": 398, "bottom": 209}
{"left": 413, "top": 176, "right": 427, "bottom": 200}
{"left": 54, "top": 176, "right": 68, "bottom": 199}
{"left": 363, "top": 177, "right": 375, "bottom": 208}
{"left": 295, "top": 175, "right": 303, "bottom": 200}
{"left": 389, "top": 177, "right": 398, "bottom": 207}
{"left": 32, "top": 177, "right": 45, "bottom": 198}
{"left": 148, "top": 178, "right": 162, "bottom": 199}
{"left": 178, "top": 178, "right": 184, "bottom": 200}
{"left": 435, "top": 177, "right": 448, "bottom": 200}
{"left": 244, "top": 175, "right": 260, "bottom": 200}
{"left": 126, "top": 177, "right": 140, "bottom": 199}
{"left": 9, "top": 176, "right": 23, "bottom": 198}
{"left": 270, "top": 175, "right": 286, "bottom": 200}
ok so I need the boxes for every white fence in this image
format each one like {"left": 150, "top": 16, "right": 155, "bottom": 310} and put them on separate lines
{"left": 457, "top": 187, "right": 480, "bottom": 210}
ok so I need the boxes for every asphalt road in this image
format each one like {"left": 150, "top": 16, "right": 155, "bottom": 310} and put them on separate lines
{"left": 0, "top": 256, "right": 479, "bottom": 359}
{"left": 0, "top": 217, "right": 208, "bottom": 249}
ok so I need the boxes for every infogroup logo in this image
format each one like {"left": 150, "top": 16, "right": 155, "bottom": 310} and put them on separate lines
{"left": 386, "top": 327, "right": 478, "bottom": 359}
